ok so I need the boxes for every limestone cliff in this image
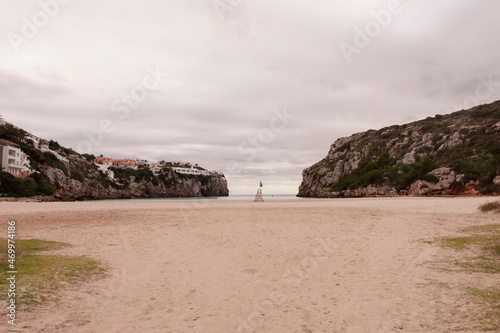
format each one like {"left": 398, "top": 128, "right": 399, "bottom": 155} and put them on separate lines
{"left": 43, "top": 162, "right": 229, "bottom": 201}
{"left": 0, "top": 123, "right": 229, "bottom": 200}
{"left": 298, "top": 101, "right": 500, "bottom": 197}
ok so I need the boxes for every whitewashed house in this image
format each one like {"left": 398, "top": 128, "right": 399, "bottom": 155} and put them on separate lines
{"left": 172, "top": 166, "right": 211, "bottom": 176}
{"left": 0, "top": 143, "right": 30, "bottom": 177}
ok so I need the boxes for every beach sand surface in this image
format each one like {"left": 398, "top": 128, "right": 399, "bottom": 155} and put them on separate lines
{"left": 0, "top": 197, "right": 498, "bottom": 332}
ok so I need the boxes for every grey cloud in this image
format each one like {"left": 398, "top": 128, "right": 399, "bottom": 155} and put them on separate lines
{"left": 0, "top": 70, "right": 70, "bottom": 100}
{"left": 0, "top": 0, "right": 499, "bottom": 194}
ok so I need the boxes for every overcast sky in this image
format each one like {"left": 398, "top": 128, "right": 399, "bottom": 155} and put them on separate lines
{"left": 1, "top": 0, "right": 499, "bottom": 195}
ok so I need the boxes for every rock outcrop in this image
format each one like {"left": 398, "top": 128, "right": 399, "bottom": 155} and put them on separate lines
{"left": 0, "top": 122, "right": 229, "bottom": 200}
{"left": 298, "top": 101, "right": 500, "bottom": 197}
{"left": 42, "top": 163, "right": 229, "bottom": 201}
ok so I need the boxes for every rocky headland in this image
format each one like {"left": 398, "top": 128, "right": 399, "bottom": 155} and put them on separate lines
{"left": 298, "top": 101, "right": 500, "bottom": 197}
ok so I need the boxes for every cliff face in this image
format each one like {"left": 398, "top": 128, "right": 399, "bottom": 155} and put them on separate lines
{"left": 43, "top": 163, "right": 229, "bottom": 201}
{"left": 298, "top": 101, "right": 500, "bottom": 197}
{"left": 0, "top": 123, "right": 229, "bottom": 200}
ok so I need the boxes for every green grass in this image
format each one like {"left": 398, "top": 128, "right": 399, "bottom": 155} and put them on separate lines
{"left": 465, "top": 287, "right": 500, "bottom": 331}
{"left": 463, "top": 224, "right": 500, "bottom": 234}
{"left": 436, "top": 224, "right": 499, "bottom": 273}
{"left": 485, "top": 243, "right": 500, "bottom": 256}
{"left": 437, "top": 223, "right": 500, "bottom": 251}
{"left": 431, "top": 224, "right": 500, "bottom": 330}
{"left": 14, "top": 239, "right": 69, "bottom": 254}
{"left": 454, "top": 256, "right": 500, "bottom": 274}
{"left": 438, "top": 235, "right": 496, "bottom": 250}
{"left": 0, "top": 239, "right": 107, "bottom": 308}
{"left": 479, "top": 200, "right": 500, "bottom": 213}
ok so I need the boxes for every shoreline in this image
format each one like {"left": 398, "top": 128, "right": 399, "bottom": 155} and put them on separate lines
{"left": 0, "top": 193, "right": 498, "bottom": 204}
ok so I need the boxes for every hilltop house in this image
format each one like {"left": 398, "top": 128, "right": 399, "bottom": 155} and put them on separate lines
{"left": 94, "top": 156, "right": 114, "bottom": 165}
{"left": 95, "top": 165, "right": 114, "bottom": 180}
{"left": 0, "top": 140, "right": 31, "bottom": 177}
{"left": 172, "top": 166, "right": 211, "bottom": 176}
{"left": 94, "top": 156, "right": 140, "bottom": 179}
{"left": 94, "top": 155, "right": 220, "bottom": 180}
{"left": 112, "top": 159, "right": 137, "bottom": 170}
{"left": 27, "top": 133, "right": 49, "bottom": 151}
{"left": 149, "top": 162, "right": 162, "bottom": 175}
{"left": 1, "top": 115, "right": 50, "bottom": 151}
{"left": 94, "top": 156, "right": 115, "bottom": 179}
{"left": 0, "top": 116, "right": 65, "bottom": 174}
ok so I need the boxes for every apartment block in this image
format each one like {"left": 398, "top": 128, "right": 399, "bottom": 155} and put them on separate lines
{"left": 0, "top": 143, "right": 30, "bottom": 177}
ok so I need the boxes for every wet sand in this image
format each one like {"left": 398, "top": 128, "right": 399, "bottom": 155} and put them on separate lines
{"left": 0, "top": 197, "right": 498, "bottom": 332}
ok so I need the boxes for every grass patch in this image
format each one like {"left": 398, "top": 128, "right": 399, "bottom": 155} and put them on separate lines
{"left": 437, "top": 223, "right": 500, "bottom": 251}
{"left": 479, "top": 200, "right": 500, "bottom": 213}
{"left": 0, "top": 239, "right": 107, "bottom": 308}
{"left": 431, "top": 224, "right": 500, "bottom": 329}
{"left": 436, "top": 224, "right": 500, "bottom": 273}
{"left": 454, "top": 256, "right": 500, "bottom": 274}
{"left": 14, "top": 239, "right": 69, "bottom": 255}
{"left": 465, "top": 287, "right": 500, "bottom": 331}
{"left": 416, "top": 279, "right": 452, "bottom": 289}
{"left": 462, "top": 223, "right": 500, "bottom": 234}
{"left": 485, "top": 243, "right": 500, "bottom": 257}
{"left": 438, "top": 235, "right": 495, "bottom": 250}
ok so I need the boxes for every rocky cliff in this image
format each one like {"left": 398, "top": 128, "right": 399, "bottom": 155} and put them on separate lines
{"left": 43, "top": 161, "right": 229, "bottom": 201}
{"left": 0, "top": 123, "right": 229, "bottom": 200}
{"left": 298, "top": 101, "right": 500, "bottom": 197}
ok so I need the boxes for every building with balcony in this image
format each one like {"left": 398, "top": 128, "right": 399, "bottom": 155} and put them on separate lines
{"left": 0, "top": 142, "right": 31, "bottom": 177}
{"left": 0, "top": 115, "right": 49, "bottom": 151}
{"left": 27, "top": 133, "right": 49, "bottom": 150}
{"left": 112, "top": 159, "right": 138, "bottom": 170}
{"left": 149, "top": 162, "right": 163, "bottom": 175}
{"left": 172, "top": 166, "right": 211, "bottom": 176}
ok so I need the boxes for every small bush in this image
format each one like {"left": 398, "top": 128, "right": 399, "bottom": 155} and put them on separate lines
{"left": 0, "top": 172, "right": 55, "bottom": 197}
{"left": 71, "top": 169, "right": 85, "bottom": 183}
{"left": 81, "top": 153, "right": 95, "bottom": 161}
{"left": 479, "top": 201, "right": 500, "bottom": 213}
{"left": 42, "top": 152, "right": 68, "bottom": 175}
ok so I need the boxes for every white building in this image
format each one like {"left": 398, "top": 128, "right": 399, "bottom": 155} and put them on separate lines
{"left": 172, "top": 167, "right": 211, "bottom": 176}
{"left": 149, "top": 163, "right": 162, "bottom": 175}
{"left": 95, "top": 163, "right": 114, "bottom": 180}
{"left": 1, "top": 116, "right": 49, "bottom": 151}
{"left": 27, "top": 133, "right": 49, "bottom": 150}
{"left": 135, "top": 159, "right": 149, "bottom": 167}
{"left": 0, "top": 144, "right": 31, "bottom": 177}
{"left": 40, "top": 146, "right": 69, "bottom": 163}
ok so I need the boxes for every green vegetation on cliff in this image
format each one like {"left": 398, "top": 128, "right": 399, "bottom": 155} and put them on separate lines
{"left": 332, "top": 152, "right": 437, "bottom": 192}
{"left": 299, "top": 101, "right": 500, "bottom": 197}
{"left": 0, "top": 123, "right": 228, "bottom": 199}
{"left": 0, "top": 172, "right": 54, "bottom": 197}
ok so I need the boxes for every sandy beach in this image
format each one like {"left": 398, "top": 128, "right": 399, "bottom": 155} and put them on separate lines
{"left": 1, "top": 197, "right": 498, "bottom": 332}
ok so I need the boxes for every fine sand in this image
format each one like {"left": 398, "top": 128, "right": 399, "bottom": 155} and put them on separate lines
{"left": 0, "top": 197, "right": 498, "bottom": 332}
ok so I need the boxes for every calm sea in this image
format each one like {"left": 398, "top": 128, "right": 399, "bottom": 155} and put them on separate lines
{"left": 130, "top": 194, "right": 300, "bottom": 201}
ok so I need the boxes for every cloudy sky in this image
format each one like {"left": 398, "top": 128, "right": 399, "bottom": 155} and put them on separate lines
{"left": 1, "top": 0, "right": 499, "bottom": 195}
